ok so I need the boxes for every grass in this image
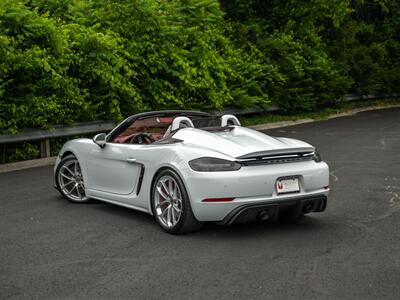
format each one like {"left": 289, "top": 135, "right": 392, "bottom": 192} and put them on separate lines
{"left": 240, "top": 98, "right": 400, "bottom": 127}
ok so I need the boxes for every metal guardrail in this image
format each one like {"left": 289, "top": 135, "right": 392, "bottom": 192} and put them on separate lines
{"left": 0, "top": 121, "right": 116, "bottom": 144}
{"left": 0, "top": 121, "right": 116, "bottom": 163}
{"left": 0, "top": 94, "right": 398, "bottom": 163}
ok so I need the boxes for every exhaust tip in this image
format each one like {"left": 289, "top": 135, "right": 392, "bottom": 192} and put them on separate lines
{"left": 257, "top": 210, "right": 271, "bottom": 221}
{"left": 304, "top": 203, "right": 314, "bottom": 213}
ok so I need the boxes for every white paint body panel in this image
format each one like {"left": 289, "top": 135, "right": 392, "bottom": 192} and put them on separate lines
{"left": 54, "top": 125, "right": 329, "bottom": 222}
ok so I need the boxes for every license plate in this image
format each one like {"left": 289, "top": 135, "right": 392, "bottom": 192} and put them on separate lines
{"left": 276, "top": 177, "right": 300, "bottom": 194}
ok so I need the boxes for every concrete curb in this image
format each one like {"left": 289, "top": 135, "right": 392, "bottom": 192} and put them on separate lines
{"left": 249, "top": 119, "right": 315, "bottom": 131}
{"left": 0, "top": 157, "right": 56, "bottom": 173}
{"left": 248, "top": 104, "right": 400, "bottom": 131}
{"left": 1, "top": 104, "right": 399, "bottom": 174}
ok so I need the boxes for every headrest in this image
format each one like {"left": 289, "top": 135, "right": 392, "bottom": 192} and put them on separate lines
{"left": 171, "top": 116, "right": 194, "bottom": 131}
{"left": 221, "top": 114, "right": 241, "bottom": 127}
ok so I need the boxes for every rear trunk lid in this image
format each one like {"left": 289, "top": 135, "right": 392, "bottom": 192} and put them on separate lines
{"left": 174, "top": 127, "right": 314, "bottom": 158}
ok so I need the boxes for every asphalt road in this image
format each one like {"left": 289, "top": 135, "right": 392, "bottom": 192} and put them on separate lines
{"left": 1, "top": 108, "right": 400, "bottom": 300}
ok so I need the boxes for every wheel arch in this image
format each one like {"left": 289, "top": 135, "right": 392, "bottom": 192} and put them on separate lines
{"left": 61, "top": 151, "right": 75, "bottom": 159}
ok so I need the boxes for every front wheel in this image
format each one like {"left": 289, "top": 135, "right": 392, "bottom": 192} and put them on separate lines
{"left": 55, "top": 155, "right": 90, "bottom": 203}
{"left": 151, "top": 169, "right": 203, "bottom": 234}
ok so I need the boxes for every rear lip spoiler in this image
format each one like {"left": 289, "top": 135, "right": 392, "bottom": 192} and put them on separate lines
{"left": 236, "top": 147, "right": 315, "bottom": 160}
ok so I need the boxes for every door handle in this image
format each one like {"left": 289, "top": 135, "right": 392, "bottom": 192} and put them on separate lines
{"left": 126, "top": 157, "right": 137, "bottom": 163}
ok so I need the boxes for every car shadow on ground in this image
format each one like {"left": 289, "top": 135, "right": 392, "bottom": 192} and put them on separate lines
{"left": 75, "top": 197, "right": 330, "bottom": 239}
{"left": 197, "top": 216, "right": 330, "bottom": 240}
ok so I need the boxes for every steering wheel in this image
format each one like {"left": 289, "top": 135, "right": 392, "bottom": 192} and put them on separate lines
{"left": 128, "top": 133, "right": 155, "bottom": 145}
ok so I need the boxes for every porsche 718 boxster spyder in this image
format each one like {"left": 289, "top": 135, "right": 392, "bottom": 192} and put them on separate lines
{"left": 54, "top": 110, "right": 329, "bottom": 233}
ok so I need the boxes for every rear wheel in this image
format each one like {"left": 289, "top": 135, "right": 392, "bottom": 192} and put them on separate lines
{"left": 55, "top": 155, "right": 89, "bottom": 203}
{"left": 151, "top": 169, "right": 203, "bottom": 234}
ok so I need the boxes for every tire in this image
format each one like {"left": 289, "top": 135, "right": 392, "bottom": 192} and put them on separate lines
{"left": 55, "top": 154, "right": 90, "bottom": 203}
{"left": 151, "top": 169, "right": 203, "bottom": 234}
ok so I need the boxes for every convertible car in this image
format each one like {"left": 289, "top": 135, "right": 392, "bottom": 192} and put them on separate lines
{"left": 54, "top": 110, "right": 329, "bottom": 233}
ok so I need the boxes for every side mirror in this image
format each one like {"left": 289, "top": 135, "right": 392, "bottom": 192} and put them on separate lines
{"left": 93, "top": 133, "right": 107, "bottom": 148}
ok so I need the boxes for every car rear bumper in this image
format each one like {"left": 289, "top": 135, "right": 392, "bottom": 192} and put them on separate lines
{"left": 182, "top": 160, "right": 329, "bottom": 222}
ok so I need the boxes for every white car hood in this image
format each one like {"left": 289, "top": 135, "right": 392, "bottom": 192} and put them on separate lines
{"left": 173, "top": 127, "right": 314, "bottom": 159}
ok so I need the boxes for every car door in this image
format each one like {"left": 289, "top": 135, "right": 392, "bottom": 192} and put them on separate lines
{"left": 85, "top": 142, "right": 143, "bottom": 195}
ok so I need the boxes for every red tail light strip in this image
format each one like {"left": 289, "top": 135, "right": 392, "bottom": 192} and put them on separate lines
{"left": 202, "top": 197, "right": 235, "bottom": 202}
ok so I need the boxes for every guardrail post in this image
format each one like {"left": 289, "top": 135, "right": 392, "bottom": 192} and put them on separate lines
{"left": 0, "top": 144, "right": 5, "bottom": 164}
{"left": 40, "top": 139, "right": 51, "bottom": 158}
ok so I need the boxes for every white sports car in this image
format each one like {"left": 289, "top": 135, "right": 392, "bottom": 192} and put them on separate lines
{"left": 54, "top": 110, "right": 329, "bottom": 233}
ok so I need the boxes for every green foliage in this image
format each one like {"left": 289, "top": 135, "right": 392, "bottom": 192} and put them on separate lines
{"left": 7, "top": 142, "right": 40, "bottom": 162}
{"left": 0, "top": 0, "right": 399, "bottom": 134}
{"left": 222, "top": 0, "right": 400, "bottom": 111}
{"left": 324, "top": 0, "right": 400, "bottom": 95}
{"left": 222, "top": 0, "right": 352, "bottom": 112}
{"left": 0, "top": 1, "right": 90, "bottom": 133}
